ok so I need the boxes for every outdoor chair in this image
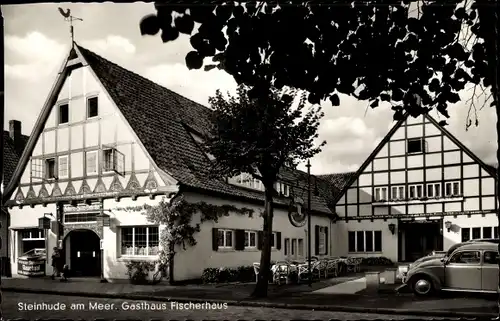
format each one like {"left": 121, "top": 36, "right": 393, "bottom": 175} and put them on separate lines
{"left": 272, "top": 262, "right": 290, "bottom": 285}
{"left": 253, "top": 262, "right": 275, "bottom": 284}
{"left": 345, "top": 257, "right": 362, "bottom": 273}
{"left": 317, "top": 259, "right": 328, "bottom": 278}
{"left": 325, "top": 259, "right": 339, "bottom": 278}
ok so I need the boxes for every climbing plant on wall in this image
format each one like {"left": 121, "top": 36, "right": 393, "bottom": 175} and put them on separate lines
{"left": 137, "top": 194, "right": 254, "bottom": 284}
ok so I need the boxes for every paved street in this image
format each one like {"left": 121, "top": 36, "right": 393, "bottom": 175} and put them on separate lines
{"left": 2, "top": 292, "right": 455, "bottom": 320}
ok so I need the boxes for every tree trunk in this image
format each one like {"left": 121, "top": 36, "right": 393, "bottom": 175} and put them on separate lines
{"left": 168, "top": 242, "right": 175, "bottom": 285}
{"left": 251, "top": 186, "right": 274, "bottom": 298}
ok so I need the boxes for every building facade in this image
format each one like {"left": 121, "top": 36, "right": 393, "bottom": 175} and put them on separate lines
{"left": 4, "top": 44, "right": 339, "bottom": 281}
{"left": 332, "top": 113, "right": 497, "bottom": 262}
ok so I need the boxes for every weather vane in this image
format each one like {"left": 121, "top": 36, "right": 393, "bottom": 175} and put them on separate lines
{"left": 58, "top": 7, "right": 83, "bottom": 45}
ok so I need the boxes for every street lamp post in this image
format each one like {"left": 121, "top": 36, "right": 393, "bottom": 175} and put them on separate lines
{"left": 306, "top": 159, "right": 312, "bottom": 287}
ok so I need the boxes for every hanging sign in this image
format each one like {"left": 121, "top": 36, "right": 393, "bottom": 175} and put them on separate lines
{"left": 288, "top": 197, "right": 307, "bottom": 228}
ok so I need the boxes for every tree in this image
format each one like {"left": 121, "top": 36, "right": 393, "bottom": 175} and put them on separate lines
{"left": 140, "top": 0, "right": 499, "bottom": 302}
{"left": 206, "top": 85, "right": 325, "bottom": 297}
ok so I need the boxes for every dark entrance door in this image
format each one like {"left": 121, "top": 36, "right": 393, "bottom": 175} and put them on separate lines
{"left": 68, "top": 230, "right": 100, "bottom": 277}
{"left": 398, "top": 219, "right": 443, "bottom": 262}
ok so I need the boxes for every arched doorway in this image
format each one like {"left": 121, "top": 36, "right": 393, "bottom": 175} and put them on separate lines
{"left": 64, "top": 229, "right": 101, "bottom": 277}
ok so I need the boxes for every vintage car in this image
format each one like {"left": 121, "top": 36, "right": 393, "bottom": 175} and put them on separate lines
{"left": 404, "top": 242, "right": 499, "bottom": 296}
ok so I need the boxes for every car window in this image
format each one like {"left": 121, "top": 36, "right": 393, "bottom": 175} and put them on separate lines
{"left": 449, "top": 251, "right": 481, "bottom": 264}
{"left": 483, "top": 251, "right": 498, "bottom": 264}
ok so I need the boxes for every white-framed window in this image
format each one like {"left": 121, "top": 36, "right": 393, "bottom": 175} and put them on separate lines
{"left": 59, "top": 103, "right": 69, "bottom": 124}
{"left": 318, "top": 226, "right": 327, "bottom": 255}
{"left": 298, "top": 238, "right": 304, "bottom": 256}
{"left": 102, "top": 148, "right": 125, "bottom": 175}
{"left": 284, "top": 238, "right": 290, "bottom": 255}
{"left": 426, "top": 183, "right": 441, "bottom": 198}
{"left": 86, "top": 151, "right": 98, "bottom": 175}
{"left": 87, "top": 96, "right": 99, "bottom": 119}
{"left": 30, "top": 158, "right": 43, "bottom": 179}
{"left": 407, "top": 138, "right": 427, "bottom": 154}
{"left": 445, "top": 181, "right": 461, "bottom": 197}
{"left": 348, "top": 230, "right": 382, "bottom": 253}
{"left": 408, "top": 184, "right": 424, "bottom": 199}
{"left": 244, "top": 231, "right": 257, "bottom": 249}
{"left": 374, "top": 187, "right": 388, "bottom": 202}
{"left": 275, "top": 182, "right": 290, "bottom": 197}
{"left": 390, "top": 185, "right": 405, "bottom": 201}
{"left": 217, "top": 229, "right": 234, "bottom": 249}
{"left": 121, "top": 226, "right": 159, "bottom": 256}
{"left": 228, "top": 173, "right": 264, "bottom": 191}
{"left": 45, "top": 158, "right": 56, "bottom": 179}
{"left": 58, "top": 155, "right": 69, "bottom": 179}
{"left": 21, "top": 229, "right": 45, "bottom": 240}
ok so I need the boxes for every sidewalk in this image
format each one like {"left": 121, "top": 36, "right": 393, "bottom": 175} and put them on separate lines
{"left": 1, "top": 276, "right": 497, "bottom": 318}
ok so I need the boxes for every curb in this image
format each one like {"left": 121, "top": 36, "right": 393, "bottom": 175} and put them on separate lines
{"left": 2, "top": 287, "right": 497, "bottom": 318}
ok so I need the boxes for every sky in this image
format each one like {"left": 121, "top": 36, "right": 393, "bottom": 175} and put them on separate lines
{"left": 2, "top": 3, "right": 498, "bottom": 175}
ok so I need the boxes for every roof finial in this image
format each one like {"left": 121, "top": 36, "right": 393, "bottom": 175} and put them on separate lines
{"left": 58, "top": 7, "right": 83, "bottom": 46}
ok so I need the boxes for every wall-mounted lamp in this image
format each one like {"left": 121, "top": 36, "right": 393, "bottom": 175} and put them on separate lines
{"left": 388, "top": 223, "right": 396, "bottom": 235}
{"left": 445, "top": 221, "right": 452, "bottom": 232}
{"left": 38, "top": 213, "right": 54, "bottom": 229}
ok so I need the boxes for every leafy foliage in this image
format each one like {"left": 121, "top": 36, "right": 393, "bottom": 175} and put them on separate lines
{"left": 140, "top": 195, "right": 253, "bottom": 284}
{"left": 207, "top": 85, "right": 325, "bottom": 184}
{"left": 141, "top": 1, "right": 497, "bottom": 120}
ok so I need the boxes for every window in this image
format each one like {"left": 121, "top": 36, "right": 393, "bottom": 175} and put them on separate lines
{"left": 31, "top": 159, "right": 43, "bottom": 179}
{"left": 374, "top": 187, "right": 388, "bottom": 202}
{"left": 318, "top": 226, "right": 327, "bottom": 255}
{"left": 495, "top": 227, "right": 498, "bottom": 238}
{"left": 284, "top": 238, "right": 290, "bottom": 255}
{"left": 407, "top": 138, "right": 425, "bottom": 154}
{"left": 472, "top": 227, "right": 481, "bottom": 240}
{"left": 244, "top": 231, "right": 257, "bottom": 248}
{"left": 275, "top": 182, "right": 290, "bottom": 197}
{"left": 461, "top": 228, "right": 471, "bottom": 242}
{"left": 20, "top": 229, "right": 45, "bottom": 255}
{"left": 426, "top": 183, "right": 441, "bottom": 198}
{"left": 103, "top": 148, "right": 125, "bottom": 175}
{"left": 87, "top": 96, "right": 99, "bottom": 118}
{"left": 449, "top": 251, "right": 480, "bottom": 264}
{"left": 228, "top": 173, "right": 264, "bottom": 191}
{"left": 121, "top": 226, "right": 159, "bottom": 256}
{"left": 217, "top": 229, "right": 233, "bottom": 249}
{"left": 270, "top": 232, "right": 277, "bottom": 248}
{"left": 349, "top": 230, "right": 382, "bottom": 253}
{"left": 409, "top": 184, "right": 423, "bottom": 199}
{"left": 58, "top": 155, "right": 68, "bottom": 179}
{"left": 45, "top": 158, "right": 56, "bottom": 179}
{"left": 298, "top": 239, "right": 304, "bottom": 256}
{"left": 484, "top": 251, "right": 498, "bottom": 265}
{"left": 64, "top": 213, "right": 97, "bottom": 223}
{"left": 391, "top": 186, "right": 405, "bottom": 201}
{"left": 291, "top": 239, "right": 296, "bottom": 255}
{"left": 59, "top": 103, "right": 69, "bottom": 124}
{"left": 445, "top": 181, "right": 461, "bottom": 197}
{"left": 86, "top": 151, "right": 98, "bottom": 175}
{"left": 483, "top": 226, "right": 493, "bottom": 239}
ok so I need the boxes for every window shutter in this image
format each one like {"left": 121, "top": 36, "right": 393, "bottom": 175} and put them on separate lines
{"left": 257, "top": 231, "right": 263, "bottom": 250}
{"left": 324, "top": 227, "right": 328, "bottom": 255}
{"left": 276, "top": 232, "right": 282, "bottom": 250}
{"left": 314, "top": 225, "right": 320, "bottom": 255}
{"left": 234, "top": 229, "right": 245, "bottom": 251}
{"left": 212, "top": 228, "right": 219, "bottom": 251}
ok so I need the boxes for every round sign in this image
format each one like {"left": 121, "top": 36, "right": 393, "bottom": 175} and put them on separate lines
{"left": 288, "top": 203, "right": 306, "bottom": 227}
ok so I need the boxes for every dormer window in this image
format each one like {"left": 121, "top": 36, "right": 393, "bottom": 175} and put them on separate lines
{"left": 228, "top": 173, "right": 264, "bottom": 191}
{"left": 407, "top": 138, "right": 426, "bottom": 154}
{"left": 275, "top": 182, "right": 290, "bottom": 197}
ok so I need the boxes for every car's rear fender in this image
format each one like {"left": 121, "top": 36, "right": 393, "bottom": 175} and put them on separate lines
{"left": 408, "top": 272, "right": 442, "bottom": 291}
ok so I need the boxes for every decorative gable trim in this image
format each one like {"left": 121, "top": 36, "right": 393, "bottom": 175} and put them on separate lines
{"left": 51, "top": 182, "right": 62, "bottom": 197}
{"left": 79, "top": 180, "right": 92, "bottom": 195}
{"left": 25, "top": 186, "right": 36, "bottom": 199}
{"left": 38, "top": 184, "right": 49, "bottom": 198}
{"left": 64, "top": 181, "right": 76, "bottom": 196}
{"left": 14, "top": 188, "right": 25, "bottom": 202}
{"left": 109, "top": 175, "right": 124, "bottom": 193}
{"left": 143, "top": 171, "right": 159, "bottom": 191}
{"left": 93, "top": 177, "right": 107, "bottom": 193}
{"left": 125, "top": 173, "right": 142, "bottom": 192}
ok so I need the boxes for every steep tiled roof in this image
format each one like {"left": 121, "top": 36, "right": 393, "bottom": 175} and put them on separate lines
{"left": 76, "top": 44, "right": 342, "bottom": 215}
{"left": 3, "top": 131, "right": 29, "bottom": 187}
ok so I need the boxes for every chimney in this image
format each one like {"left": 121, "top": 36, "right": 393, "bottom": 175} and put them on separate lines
{"left": 9, "top": 120, "right": 22, "bottom": 154}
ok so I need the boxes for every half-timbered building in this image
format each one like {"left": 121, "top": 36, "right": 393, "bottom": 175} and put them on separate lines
{"left": 3, "top": 43, "right": 346, "bottom": 281}
{"left": 331, "top": 113, "right": 497, "bottom": 262}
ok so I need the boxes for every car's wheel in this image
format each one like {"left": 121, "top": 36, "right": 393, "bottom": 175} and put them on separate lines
{"left": 411, "top": 275, "right": 434, "bottom": 296}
